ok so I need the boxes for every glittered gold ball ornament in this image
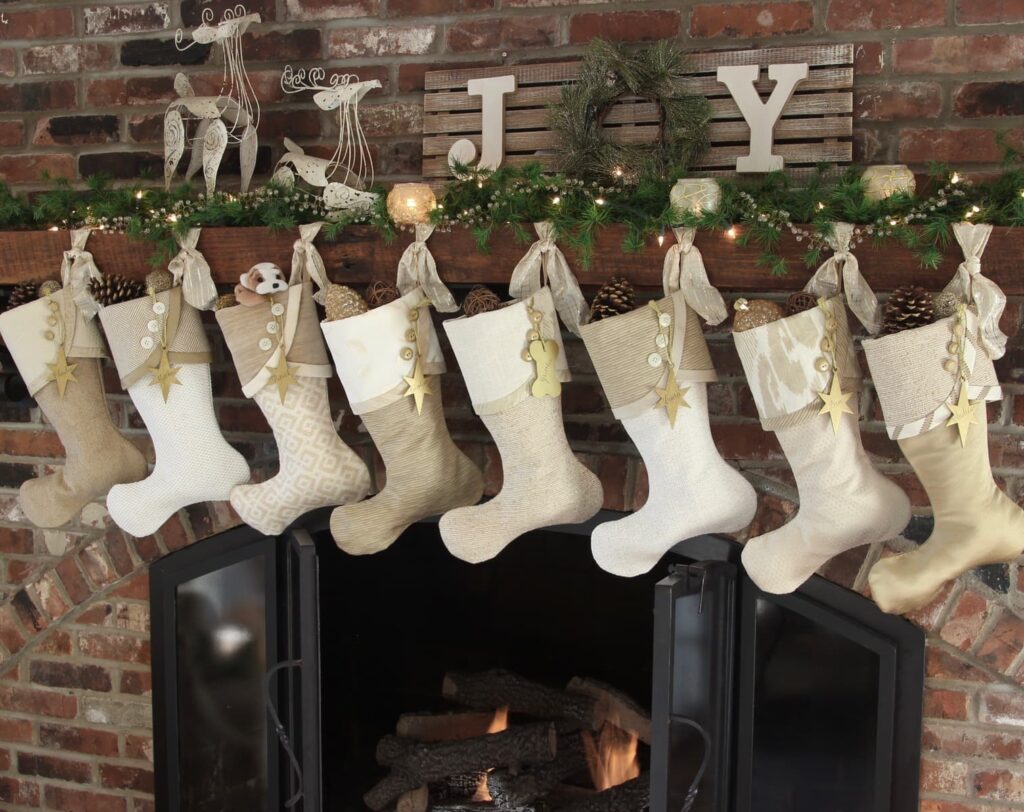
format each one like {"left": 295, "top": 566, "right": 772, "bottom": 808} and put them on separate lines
{"left": 463, "top": 285, "right": 503, "bottom": 316}
{"left": 325, "top": 284, "right": 368, "bottom": 322}
{"left": 365, "top": 280, "right": 401, "bottom": 308}
{"left": 145, "top": 269, "right": 174, "bottom": 294}
{"left": 37, "top": 280, "right": 62, "bottom": 298}
{"left": 933, "top": 290, "right": 960, "bottom": 319}
{"left": 386, "top": 183, "right": 436, "bottom": 225}
{"left": 215, "top": 293, "right": 237, "bottom": 310}
{"left": 733, "top": 298, "right": 785, "bottom": 332}
{"left": 786, "top": 291, "right": 819, "bottom": 316}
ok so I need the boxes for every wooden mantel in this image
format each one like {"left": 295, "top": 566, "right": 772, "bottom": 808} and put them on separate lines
{"left": 1, "top": 225, "right": 1022, "bottom": 293}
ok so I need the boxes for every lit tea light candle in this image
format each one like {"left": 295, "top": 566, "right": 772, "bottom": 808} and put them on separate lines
{"left": 861, "top": 165, "right": 915, "bottom": 202}
{"left": 386, "top": 183, "right": 437, "bottom": 225}
{"left": 670, "top": 178, "right": 721, "bottom": 218}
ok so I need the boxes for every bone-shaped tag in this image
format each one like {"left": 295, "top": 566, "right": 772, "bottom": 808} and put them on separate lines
{"left": 529, "top": 338, "right": 561, "bottom": 398}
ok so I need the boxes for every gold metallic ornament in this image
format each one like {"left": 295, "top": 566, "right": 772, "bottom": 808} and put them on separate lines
{"left": 946, "top": 383, "right": 979, "bottom": 447}
{"left": 37, "top": 280, "right": 62, "bottom": 298}
{"left": 818, "top": 374, "right": 854, "bottom": 434}
{"left": 733, "top": 298, "right": 784, "bottom": 332}
{"left": 655, "top": 367, "right": 689, "bottom": 428}
{"left": 46, "top": 346, "right": 77, "bottom": 399}
{"left": 268, "top": 352, "right": 296, "bottom": 403}
{"left": 529, "top": 338, "right": 562, "bottom": 398}
{"left": 147, "top": 349, "right": 182, "bottom": 402}
{"left": 386, "top": 183, "right": 436, "bottom": 225}
{"left": 403, "top": 358, "right": 433, "bottom": 414}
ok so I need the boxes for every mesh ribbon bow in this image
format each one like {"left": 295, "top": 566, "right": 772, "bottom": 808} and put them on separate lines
{"left": 395, "top": 223, "right": 458, "bottom": 313}
{"left": 508, "top": 222, "right": 588, "bottom": 336}
{"left": 60, "top": 228, "right": 103, "bottom": 319}
{"left": 804, "top": 222, "right": 881, "bottom": 334}
{"left": 168, "top": 228, "right": 217, "bottom": 310}
{"left": 662, "top": 226, "right": 728, "bottom": 325}
{"left": 290, "top": 222, "right": 331, "bottom": 304}
{"left": 944, "top": 222, "right": 1007, "bottom": 360}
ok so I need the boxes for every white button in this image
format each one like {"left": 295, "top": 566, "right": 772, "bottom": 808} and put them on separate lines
{"left": 147, "top": 319, "right": 159, "bottom": 333}
{"left": 266, "top": 321, "right": 279, "bottom": 334}
{"left": 647, "top": 352, "right": 663, "bottom": 368}
{"left": 258, "top": 337, "right": 273, "bottom": 351}
{"left": 140, "top": 336, "right": 154, "bottom": 350}
{"left": 658, "top": 313, "right": 672, "bottom": 327}
{"left": 655, "top": 334, "right": 668, "bottom": 348}
{"left": 271, "top": 303, "right": 285, "bottom": 317}
{"left": 152, "top": 301, "right": 166, "bottom": 315}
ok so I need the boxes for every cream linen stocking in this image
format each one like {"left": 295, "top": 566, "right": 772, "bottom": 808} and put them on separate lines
{"left": 869, "top": 403, "right": 1024, "bottom": 613}
{"left": 230, "top": 376, "right": 370, "bottom": 535}
{"left": 591, "top": 385, "right": 757, "bottom": 577}
{"left": 741, "top": 398, "right": 911, "bottom": 594}
{"left": 330, "top": 386, "right": 483, "bottom": 555}
{"left": 106, "top": 363, "right": 250, "bottom": 537}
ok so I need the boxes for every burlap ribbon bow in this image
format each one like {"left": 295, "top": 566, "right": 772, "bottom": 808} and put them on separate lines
{"left": 168, "top": 228, "right": 217, "bottom": 310}
{"left": 944, "top": 222, "right": 1007, "bottom": 360}
{"left": 290, "top": 222, "right": 331, "bottom": 304}
{"left": 508, "top": 222, "right": 588, "bottom": 336}
{"left": 396, "top": 223, "right": 458, "bottom": 313}
{"left": 804, "top": 222, "right": 881, "bottom": 334}
{"left": 662, "top": 226, "right": 728, "bottom": 325}
{"left": 61, "top": 228, "right": 103, "bottom": 319}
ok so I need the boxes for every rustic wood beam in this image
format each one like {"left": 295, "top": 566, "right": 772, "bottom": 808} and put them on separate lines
{"left": 0, "top": 225, "right": 1020, "bottom": 293}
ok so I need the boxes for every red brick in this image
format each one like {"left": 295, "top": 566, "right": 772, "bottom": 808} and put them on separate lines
{"left": 940, "top": 590, "right": 992, "bottom": 651}
{"left": 131, "top": 535, "right": 163, "bottom": 564}
{"left": 329, "top": 25, "right": 436, "bottom": 58}
{"left": 827, "top": 0, "right": 944, "bottom": 29}
{"left": 0, "top": 121, "right": 24, "bottom": 148}
{"left": 30, "top": 660, "right": 112, "bottom": 692}
{"left": 853, "top": 42, "right": 886, "bottom": 75}
{"left": 974, "top": 767, "right": 1024, "bottom": 803}
{"left": 898, "top": 128, "right": 1017, "bottom": 165}
{"left": 55, "top": 558, "right": 92, "bottom": 605}
{"left": 390, "top": 0, "right": 490, "bottom": 12}
{"left": 33, "top": 115, "right": 119, "bottom": 147}
{"left": 18, "top": 751, "right": 91, "bottom": 784}
{"left": 12, "top": 589, "right": 47, "bottom": 634}
{"left": 447, "top": 16, "right": 559, "bottom": 51}
{"left": 77, "top": 632, "right": 150, "bottom": 665}
{"left": 923, "top": 722, "right": 1024, "bottom": 761}
{"left": 926, "top": 645, "right": 994, "bottom": 682}
{"left": 895, "top": 34, "right": 1024, "bottom": 74}
{"left": 120, "top": 669, "right": 152, "bottom": 696}
{"left": 958, "top": 0, "right": 1024, "bottom": 23}
{"left": 85, "top": 76, "right": 176, "bottom": 107}
{"left": 39, "top": 723, "right": 119, "bottom": 756}
{"left": 690, "top": 2, "right": 813, "bottom": 37}
{"left": 979, "top": 688, "right": 1024, "bottom": 726}
{"left": 0, "top": 81, "right": 76, "bottom": 113}
{"left": 22, "top": 43, "right": 114, "bottom": 75}
{"left": 0, "top": 154, "right": 75, "bottom": 184}
{"left": 181, "top": 0, "right": 275, "bottom": 26}
{"left": 100, "top": 765, "right": 154, "bottom": 794}
{"left": 975, "top": 611, "right": 1024, "bottom": 673}
{"left": 0, "top": 718, "right": 32, "bottom": 744}
{"left": 285, "top": 0, "right": 377, "bottom": 19}
{"left": 0, "top": 528, "right": 34, "bottom": 556}
{"left": 83, "top": 4, "right": 171, "bottom": 36}
{"left": 110, "top": 573, "right": 149, "bottom": 601}
{"left": 27, "top": 572, "right": 70, "bottom": 621}
{"left": 955, "top": 82, "right": 1024, "bottom": 118}
{"left": 920, "top": 756, "right": 971, "bottom": 795}
{"left": 126, "top": 114, "right": 163, "bottom": 145}
{"left": 570, "top": 10, "right": 680, "bottom": 43}
{"left": 818, "top": 546, "right": 868, "bottom": 590}
{"left": 217, "top": 403, "right": 270, "bottom": 434}
{"left": 6, "top": 560, "right": 37, "bottom": 586}
{"left": 923, "top": 686, "right": 971, "bottom": 721}
{"left": 78, "top": 543, "right": 118, "bottom": 589}
{"left": 37, "top": 629, "right": 72, "bottom": 656}
{"left": 856, "top": 83, "right": 943, "bottom": 121}
{"left": 0, "top": 605, "right": 27, "bottom": 655}
{"left": 44, "top": 786, "right": 127, "bottom": 812}
{"left": 124, "top": 734, "right": 153, "bottom": 762}
{"left": 244, "top": 29, "right": 322, "bottom": 62}
{"left": 0, "top": 777, "right": 40, "bottom": 807}
{"left": 4, "top": 8, "right": 75, "bottom": 39}
{"left": 103, "top": 531, "right": 135, "bottom": 577}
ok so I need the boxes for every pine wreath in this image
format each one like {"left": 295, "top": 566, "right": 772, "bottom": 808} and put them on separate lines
{"left": 550, "top": 39, "right": 711, "bottom": 181}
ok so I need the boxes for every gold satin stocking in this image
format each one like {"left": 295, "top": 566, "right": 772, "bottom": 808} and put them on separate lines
{"left": 868, "top": 402, "right": 1024, "bottom": 614}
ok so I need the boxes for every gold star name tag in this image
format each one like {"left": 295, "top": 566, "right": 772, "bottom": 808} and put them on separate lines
{"left": 946, "top": 384, "right": 979, "bottom": 447}
{"left": 529, "top": 339, "right": 561, "bottom": 398}
{"left": 403, "top": 357, "right": 433, "bottom": 414}
{"left": 818, "top": 374, "right": 854, "bottom": 434}
{"left": 655, "top": 367, "right": 689, "bottom": 428}
{"left": 268, "top": 353, "right": 296, "bottom": 403}
{"left": 148, "top": 349, "right": 182, "bottom": 402}
{"left": 46, "top": 346, "right": 78, "bottom": 399}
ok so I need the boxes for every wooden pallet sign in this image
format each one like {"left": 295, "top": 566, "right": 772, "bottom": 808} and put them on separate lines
{"left": 421, "top": 43, "right": 853, "bottom": 181}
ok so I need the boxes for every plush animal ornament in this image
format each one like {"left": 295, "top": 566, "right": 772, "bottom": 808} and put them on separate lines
{"left": 235, "top": 262, "right": 287, "bottom": 306}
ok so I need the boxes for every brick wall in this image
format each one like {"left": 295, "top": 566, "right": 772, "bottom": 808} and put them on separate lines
{"left": 0, "top": 1, "right": 1023, "bottom": 811}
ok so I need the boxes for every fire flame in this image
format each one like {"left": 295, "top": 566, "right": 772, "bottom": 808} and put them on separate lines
{"left": 582, "top": 724, "right": 641, "bottom": 791}
{"left": 471, "top": 707, "right": 509, "bottom": 802}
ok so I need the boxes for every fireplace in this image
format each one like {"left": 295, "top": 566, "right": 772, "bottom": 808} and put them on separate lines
{"left": 149, "top": 513, "right": 924, "bottom": 812}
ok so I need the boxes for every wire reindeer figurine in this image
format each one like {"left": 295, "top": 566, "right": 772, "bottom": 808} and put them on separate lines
{"left": 164, "top": 5, "right": 261, "bottom": 195}
{"left": 274, "top": 66, "right": 382, "bottom": 214}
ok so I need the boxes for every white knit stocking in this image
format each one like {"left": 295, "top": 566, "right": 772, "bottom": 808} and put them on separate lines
{"left": 591, "top": 385, "right": 757, "bottom": 577}
{"left": 741, "top": 400, "right": 911, "bottom": 594}
{"left": 230, "top": 376, "right": 370, "bottom": 535}
{"left": 107, "top": 364, "right": 251, "bottom": 537}
{"left": 439, "top": 395, "right": 603, "bottom": 564}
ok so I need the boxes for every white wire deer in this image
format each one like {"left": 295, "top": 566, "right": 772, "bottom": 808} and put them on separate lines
{"left": 274, "top": 66, "right": 381, "bottom": 214}
{"left": 164, "top": 5, "right": 261, "bottom": 195}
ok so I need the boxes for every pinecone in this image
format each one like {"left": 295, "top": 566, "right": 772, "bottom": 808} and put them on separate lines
{"left": 89, "top": 274, "right": 146, "bottom": 308}
{"left": 365, "top": 280, "right": 401, "bottom": 308}
{"left": 145, "top": 269, "right": 174, "bottom": 295}
{"left": 786, "top": 291, "right": 819, "bottom": 316}
{"left": 325, "top": 284, "right": 368, "bottom": 321}
{"left": 882, "top": 285, "right": 934, "bottom": 335}
{"left": 5, "top": 280, "right": 40, "bottom": 312}
{"left": 589, "top": 276, "right": 635, "bottom": 321}
{"left": 463, "top": 285, "right": 502, "bottom": 317}
{"left": 38, "top": 280, "right": 62, "bottom": 298}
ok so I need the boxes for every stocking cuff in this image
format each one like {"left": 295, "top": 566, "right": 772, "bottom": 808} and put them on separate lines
{"left": 321, "top": 286, "right": 445, "bottom": 415}
{"left": 863, "top": 309, "right": 1001, "bottom": 440}
{"left": 0, "top": 289, "right": 106, "bottom": 396}
{"left": 734, "top": 295, "right": 861, "bottom": 431}
{"left": 216, "top": 281, "right": 331, "bottom": 398}
{"left": 444, "top": 286, "right": 570, "bottom": 416}
{"left": 581, "top": 290, "right": 715, "bottom": 419}
{"left": 99, "top": 286, "right": 212, "bottom": 388}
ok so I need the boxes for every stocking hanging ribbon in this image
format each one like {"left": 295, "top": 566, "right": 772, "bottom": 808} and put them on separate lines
{"left": 803, "top": 222, "right": 881, "bottom": 334}
{"left": 945, "top": 222, "right": 1006, "bottom": 359}
{"left": 508, "top": 222, "right": 588, "bottom": 336}
{"left": 168, "top": 228, "right": 217, "bottom": 311}
{"left": 290, "top": 222, "right": 331, "bottom": 305}
{"left": 60, "top": 228, "right": 103, "bottom": 319}
{"left": 662, "top": 226, "right": 728, "bottom": 325}
{"left": 396, "top": 223, "right": 458, "bottom": 313}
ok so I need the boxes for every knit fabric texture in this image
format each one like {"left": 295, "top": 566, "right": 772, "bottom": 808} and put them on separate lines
{"left": 440, "top": 395, "right": 603, "bottom": 564}
{"left": 106, "top": 363, "right": 250, "bottom": 537}
{"left": 740, "top": 397, "right": 911, "bottom": 594}
{"left": 230, "top": 376, "right": 370, "bottom": 535}
{"left": 590, "top": 385, "right": 757, "bottom": 577}
{"left": 330, "top": 383, "right": 483, "bottom": 555}
{"left": 19, "top": 358, "right": 147, "bottom": 528}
